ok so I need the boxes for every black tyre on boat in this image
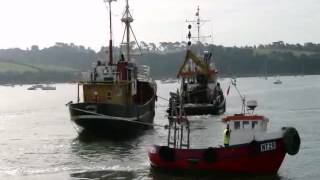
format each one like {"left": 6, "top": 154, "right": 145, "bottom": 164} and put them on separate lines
{"left": 283, "top": 127, "right": 301, "bottom": 155}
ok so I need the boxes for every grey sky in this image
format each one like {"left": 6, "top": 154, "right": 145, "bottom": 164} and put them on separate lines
{"left": 0, "top": 0, "right": 319, "bottom": 50}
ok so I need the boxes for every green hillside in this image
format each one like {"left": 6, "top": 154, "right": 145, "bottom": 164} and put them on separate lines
{"left": 0, "top": 62, "right": 38, "bottom": 73}
{"left": 0, "top": 61, "right": 78, "bottom": 74}
{"left": 34, "top": 64, "right": 78, "bottom": 72}
{"left": 254, "top": 48, "right": 316, "bottom": 57}
{"left": 1, "top": 42, "right": 320, "bottom": 83}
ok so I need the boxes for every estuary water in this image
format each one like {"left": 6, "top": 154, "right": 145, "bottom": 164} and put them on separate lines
{"left": 0, "top": 75, "right": 319, "bottom": 179}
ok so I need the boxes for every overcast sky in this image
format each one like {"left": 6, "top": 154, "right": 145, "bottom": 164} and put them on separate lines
{"left": 0, "top": 0, "right": 319, "bottom": 50}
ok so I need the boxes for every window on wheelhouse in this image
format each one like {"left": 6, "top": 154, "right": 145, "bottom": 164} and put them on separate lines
{"left": 252, "top": 121, "right": 258, "bottom": 129}
{"left": 107, "top": 91, "right": 112, "bottom": 100}
{"left": 234, "top": 121, "right": 240, "bottom": 130}
{"left": 243, "top": 121, "right": 250, "bottom": 130}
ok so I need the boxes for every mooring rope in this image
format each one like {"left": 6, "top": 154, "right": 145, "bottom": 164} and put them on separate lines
{"left": 68, "top": 106, "right": 167, "bottom": 128}
{"left": 156, "top": 95, "right": 170, "bottom": 102}
{"left": 69, "top": 118, "right": 81, "bottom": 135}
{"left": 156, "top": 87, "right": 225, "bottom": 103}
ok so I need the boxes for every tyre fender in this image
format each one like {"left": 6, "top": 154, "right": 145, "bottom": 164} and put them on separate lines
{"left": 158, "top": 146, "right": 175, "bottom": 162}
{"left": 203, "top": 147, "right": 217, "bottom": 163}
{"left": 249, "top": 140, "right": 260, "bottom": 156}
{"left": 283, "top": 127, "right": 301, "bottom": 155}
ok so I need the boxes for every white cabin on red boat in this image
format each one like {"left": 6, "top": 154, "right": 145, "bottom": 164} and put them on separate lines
{"left": 222, "top": 114, "right": 283, "bottom": 146}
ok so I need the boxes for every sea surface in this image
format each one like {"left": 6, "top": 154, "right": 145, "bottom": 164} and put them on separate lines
{"left": 0, "top": 75, "right": 319, "bottom": 180}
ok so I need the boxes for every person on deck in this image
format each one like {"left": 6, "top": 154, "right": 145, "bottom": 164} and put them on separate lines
{"left": 120, "top": 54, "right": 125, "bottom": 62}
{"left": 224, "top": 124, "right": 231, "bottom": 147}
{"left": 212, "top": 82, "right": 223, "bottom": 104}
{"left": 215, "top": 83, "right": 223, "bottom": 96}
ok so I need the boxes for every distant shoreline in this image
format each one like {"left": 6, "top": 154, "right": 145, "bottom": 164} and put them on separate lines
{"left": 0, "top": 73, "right": 316, "bottom": 85}
{"left": 1, "top": 42, "right": 320, "bottom": 84}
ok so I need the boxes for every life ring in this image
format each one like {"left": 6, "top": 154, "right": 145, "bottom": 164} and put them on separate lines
{"left": 202, "top": 147, "right": 217, "bottom": 163}
{"left": 158, "top": 146, "right": 175, "bottom": 162}
{"left": 283, "top": 127, "right": 301, "bottom": 155}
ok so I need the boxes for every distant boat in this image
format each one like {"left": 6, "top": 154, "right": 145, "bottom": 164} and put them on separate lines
{"left": 27, "top": 86, "right": 36, "bottom": 90}
{"left": 27, "top": 84, "right": 56, "bottom": 90}
{"left": 27, "top": 84, "right": 43, "bottom": 90}
{"left": 274, "top": 79, "right": 282, "bottom": 84}
{"left": 41, "top": 84, "right": 56, "bottom": 90}
{"left": 161, "top": 78, "right": 178, "bottom": 84}
{"left": 2, "top": 84, "right": 15, "bottom": 87}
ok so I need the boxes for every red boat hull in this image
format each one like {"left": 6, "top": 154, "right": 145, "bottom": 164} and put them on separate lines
{"left": 148, "top": 139, "right": 286, "bottom": 174}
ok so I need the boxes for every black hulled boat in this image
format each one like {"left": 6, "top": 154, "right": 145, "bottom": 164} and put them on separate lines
{"left": 68, "top": 0, "right": 156, "bottom": 136}
{"left": 168, "top": 6, "right": 225, "bottom": 116}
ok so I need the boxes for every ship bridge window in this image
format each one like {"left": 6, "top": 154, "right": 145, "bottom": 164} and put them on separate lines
{"left": 106, "top": 91, "right": 112, "bottom": 100}
{"left": 104, "top": 69, "right": 110, "bottom": 75}
{"left": 234, "top": 121, "right": 240, "bottom": 130}
{"left": 243, "top": 121, "right": 250, "bottom": 130}
{"left": 252, "top": 121, "right": 258, "bottom": 129}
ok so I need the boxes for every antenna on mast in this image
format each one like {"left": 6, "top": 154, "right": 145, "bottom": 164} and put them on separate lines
{"left": 186, "top": 6, "right": 211, "bottom": 53}
{"left": 104, "top": 0, "right": 117, "bottom": 65}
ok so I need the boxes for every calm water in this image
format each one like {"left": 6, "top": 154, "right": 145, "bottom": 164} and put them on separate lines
{"left": 0, "top": 76, "right": 319, "bottom": 179}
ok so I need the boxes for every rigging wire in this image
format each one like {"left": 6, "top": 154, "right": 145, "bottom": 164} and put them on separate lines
{"left": 156, "top": 95, "right": 169, "bottom": 102}
{"left": 69, "top": 106, "right": 167, "bottom": 128}
{"left": 67, "top": 105, "right": 223, "bottom": 133}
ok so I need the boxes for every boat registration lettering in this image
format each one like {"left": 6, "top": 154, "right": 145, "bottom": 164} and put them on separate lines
{"left": 260, "top": 141, "right": 276, "bottom": 152}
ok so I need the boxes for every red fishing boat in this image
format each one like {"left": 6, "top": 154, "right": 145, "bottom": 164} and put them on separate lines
{"left": 148, "top": 80, "right": 300, "bottom": 174}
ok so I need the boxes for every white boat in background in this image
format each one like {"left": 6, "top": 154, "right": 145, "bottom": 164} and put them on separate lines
{"left": 1, "top": 84, "right": 15, "bottom": 87}
{"left": 27, "top": 84, "right": 56, "bottom": 90}
{"left": 27, "top": 86, "right": 36, "bottom": 90}
{"left": 161, "top": 78, "right": 178, "bottom": 84}
{"left": 274, "top": 79, "right": 282, "bottom": 84}
{"left": 41, "top": 84, "right": 56, "bottom": 90}
{"left": 27, "top": 84, "right": 43, "bottom": 90}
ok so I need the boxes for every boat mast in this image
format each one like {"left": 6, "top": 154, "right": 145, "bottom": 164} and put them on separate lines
{"left": 121, "top": 0, "right": 133, "bottom": 61}
{"left": 186, "top": 6, "right": 210, "bottom": 54}
{"left": 126, "top": 1, "right": 130, "bottom": 61}
{"left": 196, "top": 6, "right": 200, "bottom": 44}
{"left": 121, "top": 0, "right": 141, "bottom": 62}
{"left": 105, "top": 0, "right": 116, "bottom": 65}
